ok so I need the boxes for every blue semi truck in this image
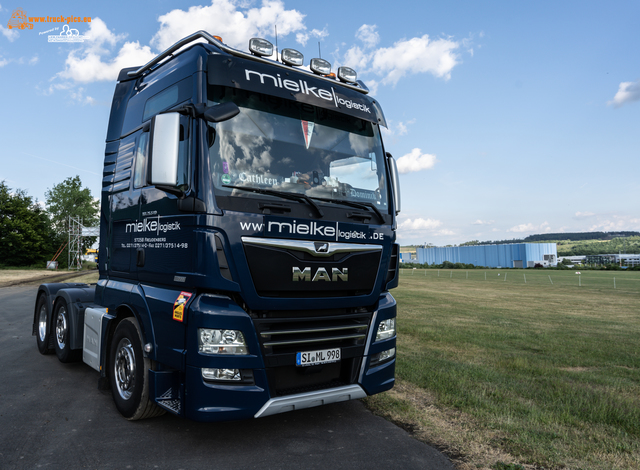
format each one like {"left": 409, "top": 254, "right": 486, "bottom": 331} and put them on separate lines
{"left": 33, "top": 31, "right": 401, "bottom": 421}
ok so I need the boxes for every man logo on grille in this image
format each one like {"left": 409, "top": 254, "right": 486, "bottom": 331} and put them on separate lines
{"left": 314, "top": 242, "right": 329, "bottom": 253}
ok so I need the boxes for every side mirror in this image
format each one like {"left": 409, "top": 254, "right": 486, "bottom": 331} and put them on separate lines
{"left": 149, "top": 113, "right": 180, "bottom": 186}
{"left": 203, "top": 102, "right": 240, "bottom": 123}
{"left": 386, "top": 153, "right": 401, "bottom": 215}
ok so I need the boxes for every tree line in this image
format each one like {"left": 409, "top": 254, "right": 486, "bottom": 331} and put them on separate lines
{"left": 0, "top": 176, "right": 98, "bottom": 268}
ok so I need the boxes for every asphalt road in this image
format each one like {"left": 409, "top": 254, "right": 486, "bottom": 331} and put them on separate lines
{"left": 0, "top": 284, "right": 454, "bottom": 470}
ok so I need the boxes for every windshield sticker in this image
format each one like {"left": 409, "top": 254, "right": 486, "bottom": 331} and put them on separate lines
{"left": 222, "top": 162, "right": 229, "bottom": 173}
{"left": 221, "top": 174, "right": 231, "bottom": 184}
{"left": 239, "top": 172, "right": 280, "bottom": 186}
{"left": 301, "top": 121, "right": 314, "bottom": 149}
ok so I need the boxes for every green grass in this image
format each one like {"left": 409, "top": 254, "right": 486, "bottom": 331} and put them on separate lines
{"left": 366, "top": 269, "right": 640, "bottom": 469}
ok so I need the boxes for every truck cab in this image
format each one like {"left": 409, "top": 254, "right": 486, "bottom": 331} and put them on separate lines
{"left": 34, "top": 31, "right": 400, "bottom": 422}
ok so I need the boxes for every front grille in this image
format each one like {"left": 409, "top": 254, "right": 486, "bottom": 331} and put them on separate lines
{"left": 243, "top": 239, "right": 382, "bottom": 298}
{"left": 255, "top": 312, "right": 371, "bottom": 360}
{"left": 253, "top": 311, "right": 373, "bottom": 396}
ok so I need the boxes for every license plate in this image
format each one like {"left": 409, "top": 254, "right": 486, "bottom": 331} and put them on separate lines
{"left": 296, "top": 348, "right": 341, "bottom": 367}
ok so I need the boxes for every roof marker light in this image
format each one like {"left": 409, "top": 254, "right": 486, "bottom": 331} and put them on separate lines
{"left": 281, "top": 48, "right": 304, "bottom": 66}
{"left": 310, "top": 58, "right": 331, "bottom": 76}
{"left": 213, "top": 35, "right": 223, "bottom": 43}
{"left": 249, "top": 38, "right": 273, "bottom": 57}
{"left": 337, "top": 66, "right": 357, "bottom": 84}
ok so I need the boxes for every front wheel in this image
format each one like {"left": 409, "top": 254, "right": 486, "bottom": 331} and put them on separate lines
{"left": 35, "top": 294, "right": 53, "bottom": 355}
{"left": 109, "top": 318, "right": 165, "bottom": 420}
{"left": 54, "top": 300, "right": 80, "bottom": 363}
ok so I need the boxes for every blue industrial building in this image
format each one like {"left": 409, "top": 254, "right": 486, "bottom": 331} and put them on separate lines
{"left": 416, "top": 243, "right": 558, "bottom": 268}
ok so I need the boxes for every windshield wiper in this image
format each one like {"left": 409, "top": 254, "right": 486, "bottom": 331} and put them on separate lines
{"left": 311, "top": 197, "right": 385, "bottom": 223}
{"left": 222, "top": 185, "right": 324, "bottom": 218}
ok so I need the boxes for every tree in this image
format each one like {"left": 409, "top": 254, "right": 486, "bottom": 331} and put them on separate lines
{"left": 0, "top": 181, "right": 54, "bottom": 266}
{"left": 45, "top": 176, "right": 99, "bottom": 257}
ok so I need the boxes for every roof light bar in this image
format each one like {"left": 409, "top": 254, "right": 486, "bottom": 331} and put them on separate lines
{"left": 249, "top": 38, "right": 273, "bottom": 57}
{"left": 281, "top": 48, "right": 304, "bottom": 66}
{"left": 310, "top": 58, "right": 331, "bottom": 76}
{"left": 337, "top": 66, "right": 357, "bottom": 84}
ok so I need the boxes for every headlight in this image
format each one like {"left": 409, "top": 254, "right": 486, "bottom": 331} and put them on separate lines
{"left": 375, "top": 318, "right": 396, "bottom": 341}
{"left": 198, "top": 328, "right": 248, "bottom": 355}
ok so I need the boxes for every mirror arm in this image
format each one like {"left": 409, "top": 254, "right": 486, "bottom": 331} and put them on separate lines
{"left": 155, "top": 184, "right": 185, "bottom": 198}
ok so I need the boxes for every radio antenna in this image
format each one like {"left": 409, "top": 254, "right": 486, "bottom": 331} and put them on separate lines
{"left": 318, "top": 41, "right": 321, "bottom": 58}
{"left": 275, "top": 25, "right": 278, "bottom": 60}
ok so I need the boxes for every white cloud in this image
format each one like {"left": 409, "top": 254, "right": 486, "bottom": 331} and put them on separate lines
{"left": 296, "top": 27, "right": 328, "bottom": 47}
{"left": 55, "top": 18, "right": 154, "bottom": 83}
{"left": 356, "top": 24, "right": 379, "bottom": 49}
{"left": 59, "top": 40, "right": 155, "bottom": 83}
{"left": 339, "top": 29, "right": 465, "bottom": 87}
{"left": 574, "top": 211, "right": 595, "bottom": 219}
{"left": 380, "top": 119, "right": 414, "bottom": 138}
{"left": 472, "top": 219, "right": 494, "bottom": 226}
{"left": 396, "top": 148, "right": 438, "bottom": 173}
{"left": 1, "top": 24, "right": 19, "bottom": 42}
{"left": 342, "top": 45, "right": 369, "bottom": 70}
{"left": 370, "top": 35, "right": 459, "bottom": 85}
{"left": 151, "top": 0, "right": 307, "bottom": 51}
{"left": 399, "top": 218, "right": 442, "bottom": 231}
{"left": 608, "top": 79, "right": 640, "bottom": 108}
{"left": 507, "top": 222, "right": 551, "bottom": 233}
{"left": 588, "top": 216, "right": 640, "bottom": 232}
{"left": 0, "top": 57, "right": 8, "bottom": 67}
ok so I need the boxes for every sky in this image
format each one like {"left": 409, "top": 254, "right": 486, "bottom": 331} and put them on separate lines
{"left": 1, "top": 0, "right": 638, "bottom": 246}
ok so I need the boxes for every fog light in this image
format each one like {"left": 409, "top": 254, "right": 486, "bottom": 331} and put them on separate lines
{"left": 370, "top": 347, "right": 396, "bottom": 367}
{"left": 199, "top": 328, "right": 248, "bottom": 355}
{"left": 202, "top": 368, "right": 241, "bottom": 381}
{"left": 375, "top": 318, "right": 396, "bottom": 341}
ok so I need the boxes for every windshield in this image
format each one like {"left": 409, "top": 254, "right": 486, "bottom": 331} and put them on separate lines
{"left": 208, "top": 86, "right": 388, "bottom": 210}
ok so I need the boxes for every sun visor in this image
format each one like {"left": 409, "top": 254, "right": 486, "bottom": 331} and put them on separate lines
{"left": 207, "top": 54, "right": 386, "bottom": 127}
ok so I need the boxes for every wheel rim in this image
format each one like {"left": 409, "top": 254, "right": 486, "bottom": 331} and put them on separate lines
{"left": 38, "top": 303, "right": 48, "bottom": 342}
{"left": 114, "top": 338, "right": 136, "bottom": 400}
{"left": 55, "top": 307, "right": 67, "bottom": 349}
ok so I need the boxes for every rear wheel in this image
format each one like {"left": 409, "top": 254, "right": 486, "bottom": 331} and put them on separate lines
{"left": 54, "top": 300, "right": 80, "bottom": 363}
{"left": 35, "top": 295, "right": 53, "bottom": 355}
{"left": 109, "top": 318, "right": 165, "bottom": 420}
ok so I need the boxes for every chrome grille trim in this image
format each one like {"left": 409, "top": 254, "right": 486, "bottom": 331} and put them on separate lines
{"left": 242, "top": 237, "right": 382, "bottom": 258}
{"left": 261, "top": 325, "right": 367, "bottom": 337}
{"left": 262, "top": 333, "right": 367, "bottom": 348}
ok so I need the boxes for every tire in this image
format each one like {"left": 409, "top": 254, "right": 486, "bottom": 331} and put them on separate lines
{"left": 35, "top": 294, "right": 53, "bottom": 355}
{"left": 109, "top": 318, "right": 165, "bottom": 420}
{"left": 54, "top": 300, "right": 81, "bottom": 363}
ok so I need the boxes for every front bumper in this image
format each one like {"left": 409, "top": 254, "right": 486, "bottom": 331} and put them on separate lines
{"left": 181, "top": 292, "right": 396, "bottom": 422}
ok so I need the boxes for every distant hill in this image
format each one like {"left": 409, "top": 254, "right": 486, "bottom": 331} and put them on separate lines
{"left": 457, "top": 231, "right": 640, "bottom": 247}
{"left": 451, "top": 232, "right": 640, "bottom": 256}
{"left": 523, "top": 231, "right": 640, "bottom": 242}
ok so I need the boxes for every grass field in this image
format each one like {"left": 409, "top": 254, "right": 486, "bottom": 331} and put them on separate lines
{"left": 364, "top": 269, "right": 640, "bottom": 470}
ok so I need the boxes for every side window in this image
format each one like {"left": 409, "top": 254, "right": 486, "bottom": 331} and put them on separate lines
{"left": 133, "top": 132, "right": 149, "bottom": 189}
